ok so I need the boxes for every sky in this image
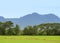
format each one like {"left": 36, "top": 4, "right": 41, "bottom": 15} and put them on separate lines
{"left": 0, "top": 0, "right": 60, "bottom": 18}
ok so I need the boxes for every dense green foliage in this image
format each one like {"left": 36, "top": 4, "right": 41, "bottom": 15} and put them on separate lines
{"left": 38, "top": 23, "right": 60, "bottom": 35}
{"left": 0, "top": 21, "right": 20, "bottom": 35}
{"left": 0, "top": 21, "right": 60, "bottom": 35}
{"left": 23, "top": 23, "right": 60, "bottom": 35}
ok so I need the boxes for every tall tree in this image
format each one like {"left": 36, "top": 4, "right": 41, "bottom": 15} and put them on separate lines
{"left": 14, "top": 24, "right": 20, "bottom": 35}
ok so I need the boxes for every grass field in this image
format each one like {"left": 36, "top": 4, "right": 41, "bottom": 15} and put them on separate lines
{"left": 0, "top": 36, "right": 60, "bottom": 43}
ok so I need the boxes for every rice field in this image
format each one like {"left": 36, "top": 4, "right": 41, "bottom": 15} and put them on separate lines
{"left": 0, "top": 36, "right": 60, "bottom": 43}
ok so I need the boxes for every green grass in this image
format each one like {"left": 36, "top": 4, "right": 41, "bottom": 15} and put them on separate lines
{"left": 0, "top": 36, "right": 60, "bottom": 43}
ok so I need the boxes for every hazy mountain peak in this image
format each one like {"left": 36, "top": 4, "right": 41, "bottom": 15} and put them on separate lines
{"left": 43, "top": 13, "right": 59, "bottom": 19}
{"left": 47, "top": 13, "right": 56, "bottom": 16}
{"left": 0, "top": 16, "right": 4, "bottom": 19}
{"left": 31, "top": 12, "right": 41, "bottom": 16}
{"left": 0, "top": 13, "right": 60, "bottom": 28}
{"left": 0, "top": 16, "right": 5, "bottom": 22}
{"left": 32, "top": 12, "right": 38, "bottom": 14}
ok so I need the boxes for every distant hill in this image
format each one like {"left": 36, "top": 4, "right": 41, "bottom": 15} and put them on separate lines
{"left": 0, "top": 12, "right": 60, "bottom": 29}
{"left": 0, "top": 16, "right": 6, "bottom": 22}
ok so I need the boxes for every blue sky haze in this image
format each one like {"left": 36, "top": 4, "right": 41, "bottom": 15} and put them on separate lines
{"left": 0, "top": 0, "right": 60, "bottom": 18}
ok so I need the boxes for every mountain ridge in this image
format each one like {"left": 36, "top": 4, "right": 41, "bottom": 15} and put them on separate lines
{"left": 0, "top": 13, "right": 60, "bottom": 29}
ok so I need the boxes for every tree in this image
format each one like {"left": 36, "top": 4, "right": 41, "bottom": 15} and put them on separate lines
{"left": 23, "top": 26, "right": 34, "bottom": 35}
{"left": 4, "top": 21, "right": 13, "bottom": 29}
{"left": 38, "top": 23, "right": 60, "bottom": 35}
{"left": 0, "top": 22, "right": 6, "bottom": 35}
{"left": 32, "top": 25, "right": 38, "bottom": 35}
{"left": 4, "top": 21, "right": 13, "bottom": 35}
{"left": 23, "top": 27, "right": 29, "bottom": 35}
{"left": 14, "top": 24, "right": 20, "bottom": 35}
{"left": 0, "top": 21, "right": 20, "bottom": 35}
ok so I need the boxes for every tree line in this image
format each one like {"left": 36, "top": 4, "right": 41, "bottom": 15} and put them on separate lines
{"left": 0, "top": 21, "right": 60, "bottom": 35}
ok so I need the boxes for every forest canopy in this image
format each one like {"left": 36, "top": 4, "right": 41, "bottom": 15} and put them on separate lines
{"left": 0, "top": 21, "right": 60, "bottom": 35}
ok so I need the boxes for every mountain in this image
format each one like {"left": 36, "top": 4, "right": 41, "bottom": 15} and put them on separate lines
{"left": 0, "top": 16, "right": 6, "bottom": 22}
{"left": 0, "top": 12, "right": 60, "bottom": 29}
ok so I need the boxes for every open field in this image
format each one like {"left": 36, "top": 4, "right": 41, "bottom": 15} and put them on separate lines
{"left": 0, "top": 36, "right": 60, "bottom": 43}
